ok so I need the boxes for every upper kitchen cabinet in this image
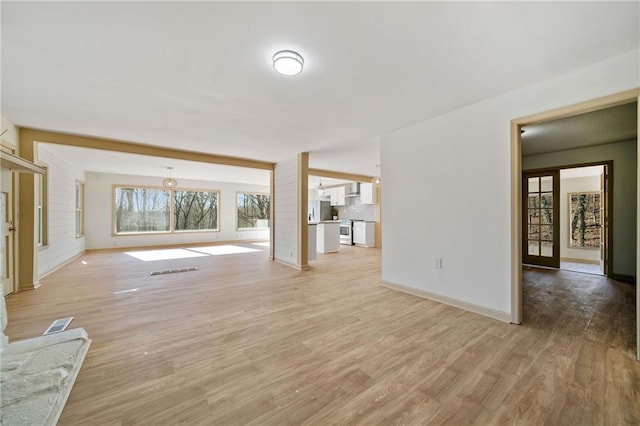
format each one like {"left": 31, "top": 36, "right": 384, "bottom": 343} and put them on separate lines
{"left": 360, "top": 183, "right": 377, "bottom": 204}
{"left": 329, "top": 186, "right": 346, "bottom": 206}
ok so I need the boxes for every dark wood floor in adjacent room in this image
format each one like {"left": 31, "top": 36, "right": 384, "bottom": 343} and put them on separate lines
{"left": 4, "top": 244, "right": 639, "bottom": 425}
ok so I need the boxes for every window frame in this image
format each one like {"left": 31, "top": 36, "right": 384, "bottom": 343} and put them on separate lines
{"left": 75, "top": 179, "right": 85, "bottom": 238}
{"left": 112, "top": 184, "right": 221, "bottom": 236}
{"left": 172, "top": 188, "right": 221, "bottom": 233}
{"left": 37, "top": 164, "right": 49, "bottom": 247}
{"left": 235, "top": 191, "right": 271, "bottom": 231}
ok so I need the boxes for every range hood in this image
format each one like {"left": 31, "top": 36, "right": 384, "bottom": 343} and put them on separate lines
{"left": 345, "top": 182, "right": 360, "bottom": 197}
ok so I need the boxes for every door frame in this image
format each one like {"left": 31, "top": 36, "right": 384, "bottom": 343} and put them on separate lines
{"left": 510, "top": 88, "right": 640, "bottom": 361}
{"left": 1, "top": 169, "right": 15, "bottom": 296}
{"left": 1, "top": 144, "right": 17, "bottom": 296}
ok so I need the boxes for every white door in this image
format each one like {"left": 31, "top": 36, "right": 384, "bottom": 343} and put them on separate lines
{"left": 1, "top": 167, "right": 14, "bottom": 296}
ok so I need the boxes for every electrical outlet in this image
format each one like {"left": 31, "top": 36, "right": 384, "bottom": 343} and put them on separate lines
{"left": 435, "top": 258, "right": 443, "bottom": 269}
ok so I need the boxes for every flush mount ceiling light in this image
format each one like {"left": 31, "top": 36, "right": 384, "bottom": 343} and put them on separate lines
{"left": 272, "top": 50, "right": 304, "bottom": 76}
{"left": 162, "top": 167, "right": 178, "bottom": 188}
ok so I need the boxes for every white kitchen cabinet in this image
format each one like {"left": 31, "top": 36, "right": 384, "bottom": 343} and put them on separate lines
{"left": 329, "top": 186, "right": 346, "bottom": 206}
{"left": 353, "top": 224, "right": 365, "bottom": 245}
{"left": 353, "top": 221, "right": 375, "bottom": 247}
{"left": 359, "top": 183, "right": 377, "bottom": 204}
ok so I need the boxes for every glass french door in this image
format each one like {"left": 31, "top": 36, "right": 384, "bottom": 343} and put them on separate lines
{"left": 599, "top": 166, "right": 608, "bottom": 275}
{"left": 523, "top": 170, "right": 560, "bottom": 268}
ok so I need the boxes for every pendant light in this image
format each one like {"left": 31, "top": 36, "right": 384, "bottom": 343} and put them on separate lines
{"left": 317, "top": 178, "right": 325, "bottom": 195}
{"left": 162, "top": 167, "right": 178, "bottom": 188}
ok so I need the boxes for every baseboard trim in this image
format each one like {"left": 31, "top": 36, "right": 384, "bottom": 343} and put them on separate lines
{"left": 610, "top": 273, "right": 636, "bottom": 284}
{"left": 274, "top": 259, "right": 309, "bottom": 271}
{"left": 381, "top": 281, "right": 511, "bottom": 323}
{"left": 37, "top": 251, "right": 86, "bottom": 281}
{"left": 560, "top": 257, "right": 599, "bottom": 265}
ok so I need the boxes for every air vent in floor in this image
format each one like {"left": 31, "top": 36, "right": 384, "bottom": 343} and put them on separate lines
{"left": 150, "top": 267, "right": 198, "bottom": 276}
{"left": 43, "top": 317, "right": 74, "bottom": 335}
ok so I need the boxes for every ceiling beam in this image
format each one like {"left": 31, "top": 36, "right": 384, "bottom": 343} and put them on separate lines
{"left": 20, "top": 128, "right": 275, "bottom": 171}
{"left": 308, "top": 168, "right": 374, "bottom": 182}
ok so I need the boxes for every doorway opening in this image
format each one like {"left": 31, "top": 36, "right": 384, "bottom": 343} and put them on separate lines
{"left": 522, "top": 163, "right": 612, "bottom": 277}
{"left": 511, "top": 89, "right": 639, "bottom": 361}
{"left": 559, "top": 165, "right": 607, "bottom": 276}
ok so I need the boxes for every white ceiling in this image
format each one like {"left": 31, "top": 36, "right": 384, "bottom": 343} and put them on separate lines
{"left": 2, "top": 2, "right": 639, "bottom": 178}
{"left": 522, "top": 102, "right": 637, "bottom": 156}
{"left": 39, "top": 143, "right": 271, "bottom": 185}
{"left": 308, "top": 175, "right": 352, "bottom": 188}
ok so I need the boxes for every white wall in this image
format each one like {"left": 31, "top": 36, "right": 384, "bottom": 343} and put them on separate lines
{"left": 381, "top": 50, "right": 639, "bottom": 317}
{"left": 1, "top": 116, "right": 19, "bottom": 147}
{"left": 84, "top": 172, "right": 269, "bottom": 249}
{"left": 560, "top": 174, "right": 601, "bottom": 263}
{"left": 37, "top": 144, "right": 86, "bottom": 278}
{"left": 273, "top": 156, "right": 298, "bottom": 266}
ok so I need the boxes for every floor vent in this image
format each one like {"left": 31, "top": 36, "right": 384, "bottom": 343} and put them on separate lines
{"left": 150, "top": 267, "right": 198, "bottom": 276}
{"left": 43, "top": 317, "right": 74, "bottom": 335}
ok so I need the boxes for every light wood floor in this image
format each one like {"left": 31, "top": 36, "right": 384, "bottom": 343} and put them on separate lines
{"left": 5, "top": 244, "right": 639, "bottom": 425}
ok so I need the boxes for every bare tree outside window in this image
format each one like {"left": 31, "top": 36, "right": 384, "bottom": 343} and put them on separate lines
{"left": 237, "top": 193, "right": 270, "bottom": 229}
{"left": 569, "top": 192, "right": 601, "bottom": 248}
{"left": 174, "top": 191, "right": 218, "bottom": 231}
{"left": 115, "top": 187, "right": 170, "bottom": 233}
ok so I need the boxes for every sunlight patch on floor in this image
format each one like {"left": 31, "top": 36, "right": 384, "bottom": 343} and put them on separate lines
{"left": 252, "top": 242, "right": 270, "bottom": 247}
{"left": 125, "top": 249, "right": 209, "bottom": 262}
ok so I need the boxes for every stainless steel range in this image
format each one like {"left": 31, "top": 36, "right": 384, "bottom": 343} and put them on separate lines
{"left": 339, "top": 220, "right": 354, "bottom": 245}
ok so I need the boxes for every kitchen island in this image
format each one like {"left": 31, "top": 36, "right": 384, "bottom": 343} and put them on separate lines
{"left": 315, "top": 221, "right": 340, "bottom": 254}
{"left": 308, "top": 223, "right": 317, "bottom": 260}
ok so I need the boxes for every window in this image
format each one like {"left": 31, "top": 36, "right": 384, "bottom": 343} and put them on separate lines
{"left": 113, "top": 186, "right": 219, "bottom": 234}
{"left": 37, "top": 169, "right": 48, "bottom": 246}
{"left": 75, "top": 180, "right": 85, "bottom": 238}
{"left": 115, "top": 187, "right": 170, "bottom": 234}
{"left": 237, "top": 192, "right": 270, "bottom": 230}
{"left": 174, "top": 190, "right": 219, "bottom": 231}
